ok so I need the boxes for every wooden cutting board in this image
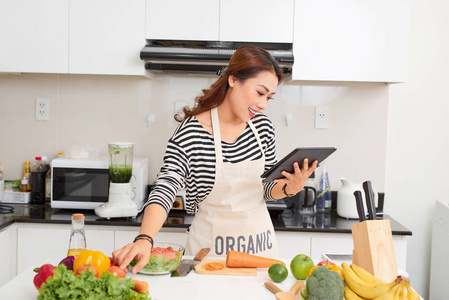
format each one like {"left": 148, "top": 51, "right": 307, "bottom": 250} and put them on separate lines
{"left": 194, "top": 259, "right": 257, "bottom": 276}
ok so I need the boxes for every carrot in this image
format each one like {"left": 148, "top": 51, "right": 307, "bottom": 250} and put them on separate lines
{"left": 208, "top": 262, "right": 225, "bottom": 270}
{"left": 226, "top": 251, "right": 286, "bottom": 268}
{"left": 203, "top": 262, "right": 225, "bottom": 271}
{"left": 131, "top": 279, "right": 148, "bottom": 294}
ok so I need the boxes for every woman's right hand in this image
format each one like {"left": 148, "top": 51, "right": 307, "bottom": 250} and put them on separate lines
{"left": 112, "top": 239, "right": 152, "bottom": 274}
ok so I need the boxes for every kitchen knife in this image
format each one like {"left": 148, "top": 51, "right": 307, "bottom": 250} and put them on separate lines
{"left": 170, "top": 248, "right": 210, "bottom": 277}
{"left": 362, "top": 181, "right": 377, "bottom": 220}
{"left": 353, "top": 190, "right": 366, "bottom": 222}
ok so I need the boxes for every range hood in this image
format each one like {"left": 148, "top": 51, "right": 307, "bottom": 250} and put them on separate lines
{"left": 140, "top": 40, "right": 294, "bottom": 75}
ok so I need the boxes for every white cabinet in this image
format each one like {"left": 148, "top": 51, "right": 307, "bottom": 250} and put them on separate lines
{"left": 0, "top": 225, "right": 17, "bottom": 288}
{"left": 0, "top": 0, "right": 145, "bottom": 75}
{"left": 146, "top": 0, "right": 219, "bottom": 41}
{"left": 146, "top": 0, "right": 294, "bottom": 43}
{"left": 219, "top": 0, "right": 294, "bottom": 43}
{"left": 309, "top": 233, "right": 408, "bottom": 271}
{"left": 17, "top": 225, "right": 114, "bottom": 273}
{"left": 276, "top": 231, "right": 407, "bottom": 272}
{"left": 292, "top": 0, "right": 410, "bottom": 82}
{"left": 14, "top": 224, "right": 187, "bottom": 275}
{"left": 0, "top": 0, "right": 69, "bottom": 73}
{"left": 69, "top": 0, "right": 146, "bottom": 75}
{"left": 276, "top": 232, "right": 311, "bottom": 259}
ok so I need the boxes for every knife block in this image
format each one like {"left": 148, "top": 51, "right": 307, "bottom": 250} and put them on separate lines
{"left": 351, "top": 219, "right": 398, "bottom": 283}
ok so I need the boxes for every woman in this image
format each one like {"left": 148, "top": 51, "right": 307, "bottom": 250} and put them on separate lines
{"left": 113, "top": 45, "right": 317, "bottom": 274}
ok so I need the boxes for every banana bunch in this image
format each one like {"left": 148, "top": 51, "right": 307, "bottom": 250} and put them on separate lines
{"left": 342, "top": 262, "right": 421, "bottom": 300}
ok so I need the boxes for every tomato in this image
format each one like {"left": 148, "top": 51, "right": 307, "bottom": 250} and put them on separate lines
{"left": 151, "top": 247, "right": 177, "bottom": 259}
{"left": 73, "top": 250, "right": 110, "bottom": 278}
{"left": 161, "top": 252, "right": 177, "bottom": 259}
{"left": 107, "top": 266, "right": 127, "bottom": 278}
{"left": 75, "top": 264, "right": 98, "bottom": 277}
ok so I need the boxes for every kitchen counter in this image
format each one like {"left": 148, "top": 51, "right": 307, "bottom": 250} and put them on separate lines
{"left": 0, "top": 257, "right": 302, "bottom": 300}
{"left": 0, "top": 204, "right": 414, "bottom": 296}
{"left": 0, "top": 258, "right": 423, "bottom": 300}
{"left": 0, "top": 203, "right": 412, "bottom": 235}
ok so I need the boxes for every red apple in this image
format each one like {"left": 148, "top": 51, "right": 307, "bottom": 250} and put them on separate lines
{"left": 317, "top": 259, "right": 335, "bottom": 266}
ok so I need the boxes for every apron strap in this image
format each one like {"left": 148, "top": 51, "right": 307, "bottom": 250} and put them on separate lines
{"left": 247, "top": 120, "right": 265, "bottom": 159}
{"left": 211, "top": 107, "right": 266, "bottom": 162}
{"left": 211, "top": 107, "right": 223, "bottom": 163}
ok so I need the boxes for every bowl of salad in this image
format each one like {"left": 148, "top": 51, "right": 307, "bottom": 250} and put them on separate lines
{"left": 129, "top": 242, "right": 184, "bottom": 275}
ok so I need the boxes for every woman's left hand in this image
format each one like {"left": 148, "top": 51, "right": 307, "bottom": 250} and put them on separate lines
{"left": 273, "top": 158, "right": 318, "bottom": 196}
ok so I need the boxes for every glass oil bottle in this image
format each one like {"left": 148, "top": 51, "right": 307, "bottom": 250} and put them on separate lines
{"left": 67, "top": 213, "right": 87, "bottom": 257}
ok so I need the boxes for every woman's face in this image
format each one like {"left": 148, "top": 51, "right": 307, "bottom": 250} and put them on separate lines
{"left": 227, "top": 70, "right": 278, "bottom": 122}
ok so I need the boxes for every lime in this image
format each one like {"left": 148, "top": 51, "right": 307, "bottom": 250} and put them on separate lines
{"left": 268, "top": 263, "right": 288, "bottom": 283}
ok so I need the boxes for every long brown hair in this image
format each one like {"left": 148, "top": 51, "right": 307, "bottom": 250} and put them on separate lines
{"left": 174, "top": 45, "right": 285, "bottom": 122}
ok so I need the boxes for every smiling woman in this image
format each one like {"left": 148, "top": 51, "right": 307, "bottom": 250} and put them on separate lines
{"left": 112, "top": 45, "right": 317, "bottom": 274}
{"left": 174, "top": 45, "right": 284, "bottom": 123}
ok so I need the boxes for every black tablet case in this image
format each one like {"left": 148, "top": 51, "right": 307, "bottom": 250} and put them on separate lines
{"left": 261, "top": 147, "right": 337, "bottom": 183}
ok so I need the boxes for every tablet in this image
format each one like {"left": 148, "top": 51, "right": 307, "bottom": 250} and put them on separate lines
{"left": 261, "top": 147, "right": 337, "bottom": 183}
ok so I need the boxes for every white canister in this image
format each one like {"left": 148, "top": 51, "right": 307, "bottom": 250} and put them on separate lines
{"left": 337, "top": 178, "right": 378, "bottom": 219}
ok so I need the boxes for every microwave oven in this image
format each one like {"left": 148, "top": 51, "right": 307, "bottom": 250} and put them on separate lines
{"left": 50, "top": 157, "right": 148, "bottom": 210}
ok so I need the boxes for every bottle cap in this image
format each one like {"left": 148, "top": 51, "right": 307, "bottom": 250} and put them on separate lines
{"left": 25, "top": 161, "right": 30, "bottom": 164}
{"left": 57, "top": 152, "right": 64, "bottom": 156}
{"left": 72, "top": 213, "right": 84, "bottom": 221}
{"left": 35, "top": 157, "right": 42, "bottom": 161}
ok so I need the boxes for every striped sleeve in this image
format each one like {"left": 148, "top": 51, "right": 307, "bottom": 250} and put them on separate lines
{"left": 142, "top": 138, "right": 189, "bottom": 214}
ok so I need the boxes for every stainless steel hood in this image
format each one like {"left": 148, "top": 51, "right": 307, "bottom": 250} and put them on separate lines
{"left": 140, "top": 40, "right": 294, "bottom": 75}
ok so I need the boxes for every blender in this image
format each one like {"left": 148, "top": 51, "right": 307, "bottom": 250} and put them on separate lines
{"left": 95, "top": 142, "right": 138, "bottom": 218}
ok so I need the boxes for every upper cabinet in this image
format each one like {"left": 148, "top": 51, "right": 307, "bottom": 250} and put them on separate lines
{"left": 219, "top": 0, "right": 294, "bottom": 43}
{"left": 0, "top": 0, "right": 145, "bottom": 76}
{"left": 146, "top": 0, "right": 294, "bottom": 43}
{"left": 69, "top": 0, "right": 146, "bottom": 75}
{"left": 0, "top": 0, "right": 409, "bottom": 81}
{"left": 292, "top": 0, "right": 410, "bottom": 82}
{"left": 0, "top": 0, "right": 69, "bottom": 73}
{"left": 146, "top": 0, "right": 219, "bottom": 41}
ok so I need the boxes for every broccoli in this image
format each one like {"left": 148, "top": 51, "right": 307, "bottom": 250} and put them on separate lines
{"left": 302, "top": 265, "right": 344, "bottom": 300}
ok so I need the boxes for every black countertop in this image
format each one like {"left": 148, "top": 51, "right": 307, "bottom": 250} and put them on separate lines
{"left": 0, "top": 203, "right": 412, "bottom": 236}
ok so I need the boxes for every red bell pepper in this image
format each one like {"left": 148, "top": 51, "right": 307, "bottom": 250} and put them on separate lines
{"left": 33, "top": 264, "right": 56, "bottom": 290}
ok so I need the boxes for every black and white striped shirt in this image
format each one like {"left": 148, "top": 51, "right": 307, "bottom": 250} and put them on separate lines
{"left": 144, "top": 113, "right": 278, "bottom": 215}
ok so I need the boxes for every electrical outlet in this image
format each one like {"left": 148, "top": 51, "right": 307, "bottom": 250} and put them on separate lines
{"left": 315, "top": 106, "right": 329, "bottom": 129}
{"left": 36, "top": 98, "right": 49, "bottom": 121}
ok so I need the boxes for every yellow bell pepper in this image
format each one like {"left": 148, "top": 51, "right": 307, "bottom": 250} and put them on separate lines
{"left": 73, "top": 250, "right": 110, "bottom": 278}
{"left": 308, "top": 264, "right": 344, "bottom": 279}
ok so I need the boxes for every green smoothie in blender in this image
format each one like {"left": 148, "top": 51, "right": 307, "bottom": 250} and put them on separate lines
{"left": 109, "top": 165, "right": 132, "bottom": 183}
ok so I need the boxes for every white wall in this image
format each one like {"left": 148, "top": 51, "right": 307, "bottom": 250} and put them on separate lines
{"left": 386, "top": 0, "right": 449, "bottom": 298}
{"left": 0, "top": 74, "right": 388, "bottom": 193}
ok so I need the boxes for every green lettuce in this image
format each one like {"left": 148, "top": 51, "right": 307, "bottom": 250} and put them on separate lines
{"left": 37, "top": 264, "right": 151, "bottom": 300}
{"left": 130, "top": 252, "right": 181, "bottom": 273}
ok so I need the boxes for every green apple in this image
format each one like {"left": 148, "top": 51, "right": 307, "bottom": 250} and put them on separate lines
{"left": 290, "top": 254, "right": 314, "bottom": 280}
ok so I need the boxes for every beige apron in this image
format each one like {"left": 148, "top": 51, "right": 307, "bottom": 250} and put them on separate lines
{"left": 184, "top": 107, "right": 278, "bottom": 258}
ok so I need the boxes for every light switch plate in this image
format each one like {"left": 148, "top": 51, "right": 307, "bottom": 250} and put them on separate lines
{"left": 315, "top": 106, "right": 329, "bottom": 129}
